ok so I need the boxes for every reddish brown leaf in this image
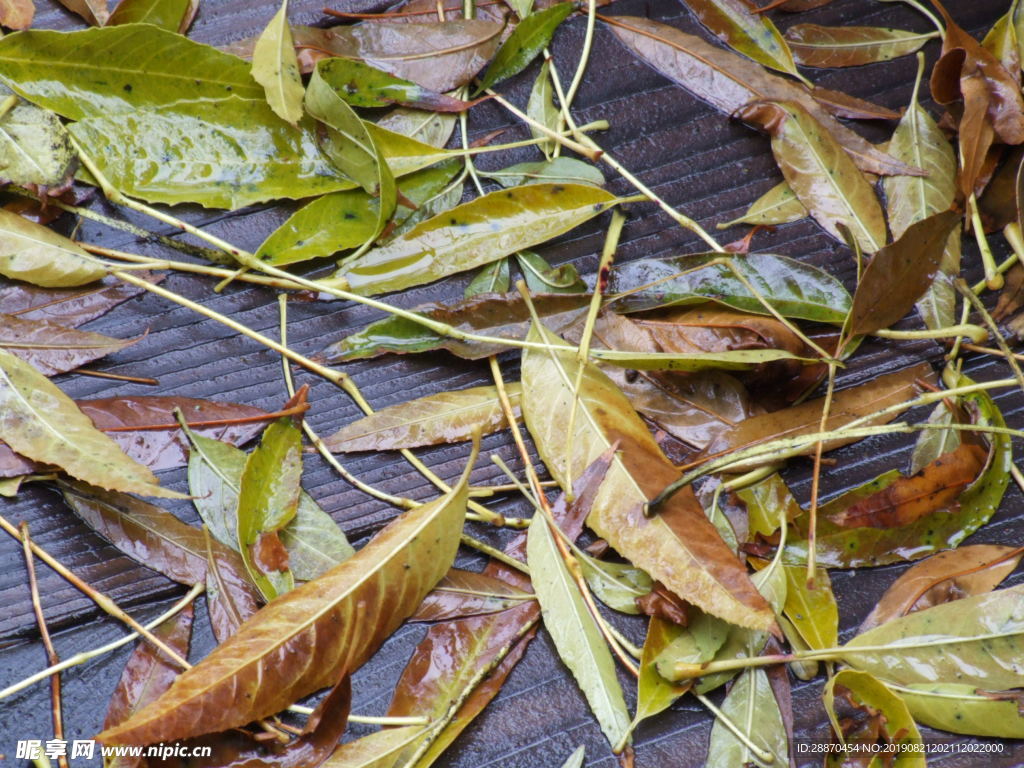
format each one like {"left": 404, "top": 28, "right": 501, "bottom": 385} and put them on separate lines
{"left": 205, "top": 530, "right": 262, "bottom": 645}
{"left": 0, "top": 313, "right": 140, "bottom": 376}
{"left": 635, "top": 582, "right": 690, "bottom": 626}
{"left": 829, "top": 443, "right": 987, "bottom": 529}
{"left": 254, "top": 531, "right": 291, "bottom": 574}
{"left": 860, "top": 544, "right": 1024, "bottom": 631}
{"left": 0, "top": 273, "right": 161, "bottom": 328}
{"left": 412, "top": 567, "right": 534, "bottom": 622}
{"left": 811, "top": 86, "right": 901, "bottom": 121}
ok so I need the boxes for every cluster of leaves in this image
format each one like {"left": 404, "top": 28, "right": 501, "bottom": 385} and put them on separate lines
{"left": 2, "top": 0, "right": 1024, "bottom": 766}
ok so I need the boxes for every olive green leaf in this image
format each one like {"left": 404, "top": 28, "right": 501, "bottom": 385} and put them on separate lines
{"left": 786, "top": 24, "right": 938, "bottom": 68}
{"left": 376, "top": 108, "right": 456, "bottom": 148}
{"left": 909, "top": 401, "right": 961, "bottom": 473}
{"left": 328, "top": 183, "right": 617, "bottom": 296}
{"left": 653, "top": 609, "right": 729, "bottom": 681}
{"left": 890, "top": 683, "right": 1024, "bottom": 738}
{"left": 479, "top": 157, "right": 605, "bottom": 188}
{"left": 685, "top": 0, "right": 799, "bottom": 77}
{"left": 0, "top": 208, "right": 105, "bottom": 287}
{"left": 0, "top": 24, "right": 263, "bottom": 121}
{"left": 314, "top": 58, "right": 474, "bottom": 112}
{"left": 321, "top": 726, "right": 428, "bottom": 768}
{"left": 0, "top": 95, "right": 76, "bottom": 190}
{"left": 527, "top": 512, "right": 631, "bottom": 748}
{"left": 69, "top": 99, "right": 350, "bottom": 210}
{"left": 706, "top": 668, "right": 788, "bottom": 768}
{"left": 517, "top": 250, "right": 587, "bottom": 294}
{"left": 781, "top": 564, "right": 837, "bottom": 650}
{"left": 251, "top": 0, "right": 305, "bottom": 125}
{"left": 628, "top": 617, "right": 691, "bottom": 739}
{"left": 465, "top": 260, "right": 511, "bottom": 297}
{"left": 528, "top": 60, "right": 559, "bottom": 159}
{"left": 366, "top": 121, "right": 459, "bottom": 177}
{"left": 325, "top": 384, "right": 521, "bottom": 452}
{"left": 107, "top": 0, "right": 198, "bottom": 32}
{"left": 717, "top": 181, "right": 807, "bottom": 229}
{"left": 578, "top": 553, "right": 652, "bottom": 614}
{"left": 477, "top": 3, "right": 574, "bottom": 92}
{"left": 0, "top": 349, "right": 180, "bottom": 499}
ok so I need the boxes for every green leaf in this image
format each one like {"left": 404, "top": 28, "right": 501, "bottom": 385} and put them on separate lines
{"left": 685, "top": 0, "right": 799, "bottom": 77}
{"left": 653, "top": 609, "right": 730, "bottom": 681}
{"left": 909, "top": 401, "right": 961, "bottom": 474}
{"left": 106, "top": 0, "right": 197, "bottom": 32}
{"left": 321, "top": 726, "right": 428, "bottom": 768}
{"left": 0, "top": 349, "right": 179, "bottom": 498}
{"left": 608, "top": 252, "right": 850, "bottom": 322}
{"left": 890, "top": 682, "right": 1024, "bottom": 738}
{"left": 717, "top": 181, "right": 807, "bottom": 229}
{"left": 465, "top": 259, "right": 511, "bottom": 297}
{"left": 366, "top": 121, "right": 459, "bottom": 177}
{"left": 884, "top": 62, "right": 961, "bottom": 331}
{"left": 251, "top": 0, "right": 305, "bottom": 125}
{"left": 328, "top": 183, "right": 618, "bottom": 296}
{"left": 786, "top": 24, "right": 937, "bottom": 68}
{"left": 324, "top": 384, "right": 520, "bottom": 452}
{"left": 521, "top": 321, "right": 775, "bottom": 631}
{"left": 578, "top": 552, "right": 652, "bottom": 614}
{"left": 822, "top": 670, "right": 924, "bottom": 766}
{"left": 527, "top": 512, "right": 631, "bottom": 748}
{"left": 631, "top": 617, "right": 691, "bottom": 731}
{"left": 480, "top": 157, "right": 605, "bottom": 188}
{"left": 527, "top": 60, "right": 559, "bottom": 159}
{"left": 314, "top": 57, "right": 473, "bottom": 112}
{"left": 517, "top": 250, "right": 587, "bottom": 294}
{"left": 706, "top": 667, "right": 788, "bottom": 768}
{"left": 0, "top": 95, "right": 76, "bottom": 190}
{"left": 841, "top": 585, "right": 1024, "bottom": 690}
{"left": 235, "top": 417, "right": 302, "bottom": 600}
{"left": 376, "top": 108, "right": 456, "bottom": 148}
{"left": 69, "top": 99, "right": 350, "bottom": 210}
{"left": 477, "top": 3, "right": 574, "bottom": 92}
{"left": 186, "top": 430, "right": 353, "bottom": 583}
{"left": 739, "top": 100, "right": 887, "bottom": 253}
{"left": 0, "top": 24, "right": 262, "bottom": 121}
{"left": 0, "top": 208, "right": 105, "bottom": 287}
{"left": 781, "top": 564, "right": 837, "bottom": 650}
{"left": 590, "top": 347, "right": 810, "bottom": 372}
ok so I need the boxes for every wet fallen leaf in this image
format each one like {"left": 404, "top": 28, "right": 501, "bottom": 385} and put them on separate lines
{"left": 97, "top": 462, "right": 470, "bottom": 745}
{"left": 528, "top": 60, "right": 559, "bottom": 158}
{"left": 313, "top": 57, "right": 475, "bottom": 111}
{"left": 320, "top": 725, "right": 427, "bottom": 768}
{"left": 54, "top": 0, "right": 108, "bottom": 24}
{"left": 684, "top": 0, "right": 799, "bottom": 76}
{"left": 477, "top": 2, "right": 574, "bottom": 91}
{"left": 252, "top": 0, "right": 306, "bottom": 125}
{"left": 0, "top": 313, "right": 139, "bottom": 376}
{"left": 0, "top": 208, "right": 106, "bottom": 287}
{"left": 0, "top": 273, "right": 159, "bottom": 328}
{"left": 412, "top": 567, "right": 534, "bottom": 621}
{"left": 706, "top": 667, "right": 788, "bottom": 767}
{"left": 860, "top": 544, "right": 1024, "bottom": 631}
{"left": 325, "top": 384, "right": 521, "bottom": 452}
{"left": 626, "top": 617, "right": 691, "bottom": 738}
{"left": 785, "top": 24, "right": 937, "bottom": 68}
{"left": 205, "top": 530, "right": 263, "bottom": 645}
{"left": 717, "top": 180, "right": 808, "bottom": 229}
{"left": 106, "top": 0, "right": 198, "bottom": 32}
{"left": 0, "top": 0, "right": 33, "bottom": 28}
{"left": 479, "top": 157, "right": 605, "bottom": 188}
{"left": 0, "top": 94, "right": 76, "bottom": 190}
{"left": 893, "top": 683, "right": 1024, "bottom": 738}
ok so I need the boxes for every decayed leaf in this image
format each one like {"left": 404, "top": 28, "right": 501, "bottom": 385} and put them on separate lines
{"left": 527, "top": 511, "right": 631, "bottom": 747}
{"left": 810, "top": 85, "right": 901, "bottom": 121}
{"left": 0, "top": 273, "right": 158, "bottom": 328}
{"left": 477, "top": 2, "right": 574, "bottom": 91}
{"left": 0, "top": 208, "right": 105, "bottom": 287}
{"left": 252, "top": 0, "right": 305, "bottom": 125}
{"left": 706, "top": 667, "right": 788, "bottom": 768}
{"left": 328, "top": 184, "right": 617, "bottom": 296}
{"left": 717, "top": 181, "right": 808, "bottom": 229}
{"left": 412, "top": 567, "right": 534, "bottom": 622}
{"left": 0, "top": 313, "right": 138, "bottom": 376}
{"left": 97, "top": 463, "right": 470, "bottom": 745}
{"left": 106, "top": 0, "right": 198, "bottom": 32}
{"left": 606, "top": 16, "right": 919, "bottom": 176}
{"left": 738, "top": 100, "right": 886, "bottom": 253}
{"left": 884, "top": 60, "right": 961, "bottom": 331}
{"left": 60, "top": 480, "right": 255, "bottom": 592}
{"left": 54, "top": 0, "right": 108, "bottom": 24}
{"left": 104, "top": 605, "right": 194, "bottom": 768}
{"left": 0, "top": 350, "right": 178, "bottom": 497}
{"left": 822, "top": 670, "right": 924, "bottom": 767}
{"left": 704, "top": 362, "right": 935, "bottom": 459}
{"left": 235, "top": 417, "right": 302, "bottom": 600}
{"left": 860, "top": 544, "right": 1024, "bottom": 631}
{"left": 521, "top": 321, "right": 774, "bottom": 631}
{"left": 608, "top": 251, "right": 850, "bottom": 323}
{"left": 684, "top": 0, "right": 798, "bottom": 76}
{"left": 325, "top": 384, "right": 521, "bottom": 452}
{"left": 785, "top": 24, "right": 937, "bottom": 68}
{"left": 848, "top": 210, "right": 961, "bottom": 336}
{"left": 314, "top": 58, "right": 474, "bottom": 112}
{"left": 0, "top": 96, "right": 76, "bottom": 190}
{"left": 186, "top": 430, "right": 353, "bottom": 583}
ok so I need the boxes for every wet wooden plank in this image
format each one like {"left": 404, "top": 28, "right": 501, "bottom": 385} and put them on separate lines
{"left": 2, "top": 0, "right": 1023, "bottom": 765}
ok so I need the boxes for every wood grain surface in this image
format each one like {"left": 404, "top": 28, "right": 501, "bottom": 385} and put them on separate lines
{"left": 1, "top": 0, "right": 1023, "bottom": 765}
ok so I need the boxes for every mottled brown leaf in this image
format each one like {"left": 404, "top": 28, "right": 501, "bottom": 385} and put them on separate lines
{"left": 412, "top": 567, "right": 534, "bottom": 622}
{"left": 0, "top": 273, "right": 159, "bottom": 328}
{"left": 0, "top": 313, "right": 138, "bottom": 376}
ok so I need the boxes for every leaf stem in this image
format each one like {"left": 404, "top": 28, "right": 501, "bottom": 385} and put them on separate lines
{"left": 969, "top": 193, "right": 1003, "bottom": 290}
{"left": 695, "top": 692, "right": 776, "bottom": 766}
{"left": 484, "top": 88, "right": 602, "bottom": 160}
{"left": 873, "top": 324, "right": 988, "bottom": 343}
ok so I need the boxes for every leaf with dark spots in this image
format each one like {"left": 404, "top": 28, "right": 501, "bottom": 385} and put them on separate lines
{"left": 314, "top": 57, "right": 476, "bottom": 112}
{"left": 0, "top": 273, "right": 160, "bottom": 328}
{"left": 0, "top": 313, "right": 139, "bottom": 376}
{"left": 848, "top": 210, "right": 961, "bottom": 336}
{"left": 59, "top": 479, "right": 257, "bottom": 593}
{"left": 476, "top": 3, "right": 574, "bottom": 92}
{"left": 325, "top": 384, "right": 520, "bottom": 452}
{"left": 0, "top": 96, "right": 76, "bottom": 190}
{"left": 104, "top": 604, "right": 194, "bottom": 768}
{"left": 608, "top": 251, "right": 850, "bottom": 323}
{"left": 828, "top": 443, "right": 987, "bottom": 530}
{"left": 412, "top": 567, "right": 534, "bottom": 622}
{"left": 738, "top": 100, "right": 887, "bottom": 253}
{"left": 97, "top": 467, "right": 469, "bottom": 746}
{"left": 785, "top": 24, "right": 937, "bottom": 68}
{"left": 251, "top": 0, "right": 305, "bottom": 126}
{"left": 704, "top": 363, "right": 936, "bottom": 461}
{"left": 322, "top": 292, "right": 590, "bottom": 362}
{"left": 682, "top": 0, "right": 799, "bottom": 77}
{"left": 605, "top": 15, "right": 921, "bottom": 176}
{"left": 327, "top": 183, "right": 617, "bottom": 296}
{"left": 860, "top": 544, "right": 1024, "bottom": 631}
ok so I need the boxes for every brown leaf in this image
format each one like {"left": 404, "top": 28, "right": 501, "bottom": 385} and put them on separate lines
{"left": 785, "top": 24, "right": 936, "bottom": 68}
{"left": 704, "top": 362, "right": 937, "bottom": 459}
{"left": 978, "top": 146, "right": 1024, "bottom": 231}
{"left": 412, "top": 567, "right": 534, "bottom": 622}
{"left": 104, "top": 605, "right": 194, "bottom": 768}
{"left": 0, "top": 272, "right": 161, "bottom": 328}
{"left": 0, "top": 0, "right": 33, "bottom": 29}
{"left": 54, "top": 0, "right": 108, "bottom": 24}
{"left": 756, "top": 0, "right": 832, "bottom": 10}
{"left": 848, "top": 210, "right": 961, "bottom": 336}
{"left": 860, "top": 544, "right": 1024, "bottom": 631}
{"left": 97, "top": 472, "right": 469, "bottom": 745}
{"left": 205, "top": 529, "right": 262, "bottom": 645}
{"left": 994, "top": 262, "right": 1024, "bottom": 320}
{"left": 828, "top": 443, "right": 987, "bottom": 529}
{"left": 810, "top": 86, "right": 901, "bottom": 121}
{"left": 635, "top": 581, "right": 690, "bottom": 626}
{"left": 0, "top": 313, "right": 139, "bottom": 376}
{"left": 605, "top": 15, "right": 921, "bottom": 176}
